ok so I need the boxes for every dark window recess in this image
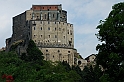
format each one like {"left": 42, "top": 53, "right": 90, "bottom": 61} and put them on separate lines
{"left": 41, "top": 27, "right": 42, "bottom": 30}
{"left": 70, "top": 30, "right": 72, "bottom": 35}
{"left": 48, "top": 35, "right": 50, "bottom": 38}
{"left": 53, "top": 14, "right": 54, "bottom": 18}
{"left": 33, "top": 23, "right": 36, "bottom": 26}
{"left": 48, "top": 21, "right": 50, "bottom": 24}
{"left": 68, "top": 30, "right": 69, "bottom": 34}
{"left": 59, "top": 28, "right": 61, "bottom": 31}
{"left": 78, "top": 61, "right": 81, "bottom": 65}
{"left": 68, "top": 51, "right": 70, "bottom": 53}
{"left": 55, "top": 35, "right": 57, "bottom": 38}
{"left": 48, "top": 27, "right": 50, "bottom": 30}
{"left": 46, "top": 50, "right": 48, "bottom": 52}
{"left": 45, "top": 14, "right": 46, "bottom": 19}
{"left": 64, "top": 36, "right": 65, "bottom": 39}
{"left": 34, "top": 27, "right": 35, "bottom": 30}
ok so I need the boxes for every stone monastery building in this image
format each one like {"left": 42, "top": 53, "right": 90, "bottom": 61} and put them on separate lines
{"left": 6, "top": 4, "right": 89, "bottom": 69}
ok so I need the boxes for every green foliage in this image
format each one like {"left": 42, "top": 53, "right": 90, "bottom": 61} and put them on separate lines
{"left": 0, "top": 52, "right": 82, "bottom": 82}
{"left": 27, "top": 40, "right": 44, "bottom": 61}
{"left": 96, "top": 2, "right": 124, "bottom": 82}
{"left": 21, "top": 40, "right": 44, "bottom": 64}
{"left": 9, "top": 40, "right": 23, "bottom": 51}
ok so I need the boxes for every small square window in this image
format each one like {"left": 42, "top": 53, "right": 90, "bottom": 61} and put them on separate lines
{"left": 64, "top": 36, "right": 65, "bottom": 39}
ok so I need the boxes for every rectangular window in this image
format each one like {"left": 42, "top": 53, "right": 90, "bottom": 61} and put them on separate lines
{"left": 70, "top": 30, "right": 72, "bottom": 35}
{"left": 48, "top": 35, "right": 50, "bottom": 38}
{"left": 46, "top": 50, "right": 48, "bottom": 52}
{"left": 41, "top": 27, "right": 42, "bottom": 30}
{"left": 59, "top": 28, "right": 61, "bottom": 31}
{"left": 48, "top": 21, "right": 50, "bottom": 24}
{"left": 40, "top": 13, "right": 42, "bottom": 20}
{"left": 67, "top": 30, "right": 69, "bottom": 34}
{"left": 55, "top": 35, "right": 57, "bottom": 38}
{"left": 53, "top": 14, "right": 54, "bottom": 18}
{"left": 45, "top": 14, "right": 46, "bottom": 19}
{"left": 34, "top": 27, "right": 35, "bottom": 30}
{"left": 48, "top": 27, "right": 50, "bottom": 30}
{"left": 64, "top": 36, "right": 65, "bottom": 39}
{"left": 55, "top": 27, "right": 56, "bottom": 31}
{"left": 49, "top": 12, "right": 51, "bottom": 20}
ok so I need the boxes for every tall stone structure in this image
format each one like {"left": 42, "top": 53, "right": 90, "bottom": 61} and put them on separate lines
{"left": 6, "top": 4, "right": 83, "bottom": 66}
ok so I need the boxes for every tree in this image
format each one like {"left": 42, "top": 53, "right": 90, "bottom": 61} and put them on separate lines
{"left": 22, "top": 40, "right": 44, "bottom": 63}
{"left": 96, "top": 2, "right": 124, "bottom": 82}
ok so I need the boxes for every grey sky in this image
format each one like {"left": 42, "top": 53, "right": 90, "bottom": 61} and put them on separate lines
{"left": 0, "top": 0, "right": 123, "bottom": 58}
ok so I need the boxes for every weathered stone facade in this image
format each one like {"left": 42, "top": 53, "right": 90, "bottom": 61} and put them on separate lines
{"left": 6, "top": 4, "right": 85, "bottom": 67}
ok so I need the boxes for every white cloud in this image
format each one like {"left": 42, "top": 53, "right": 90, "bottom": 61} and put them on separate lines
{"left": 75, "top": 34, "right": 99, "bottom": 58}
{"left": 74, "top": 23, "right": 98, "bottom": 35}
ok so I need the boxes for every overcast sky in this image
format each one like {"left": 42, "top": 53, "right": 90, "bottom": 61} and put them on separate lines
{"left": 0, "top": 0, "right": 123, "bottom": 58}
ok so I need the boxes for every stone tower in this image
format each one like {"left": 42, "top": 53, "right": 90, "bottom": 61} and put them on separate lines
{"left": 6, "top": 4, "right": 79, "bottom": 66}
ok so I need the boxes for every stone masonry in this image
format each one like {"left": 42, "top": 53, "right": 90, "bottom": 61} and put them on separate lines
{"left": 6, "top": 4, "right": 87, "bottom": 67}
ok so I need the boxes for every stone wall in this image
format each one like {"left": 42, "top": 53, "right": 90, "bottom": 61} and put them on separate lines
{"left": 30, "top": 21, "right": 74, "bottom": 47}
{"left": 39, "top": 47, "right": 76, "bottom": 66}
